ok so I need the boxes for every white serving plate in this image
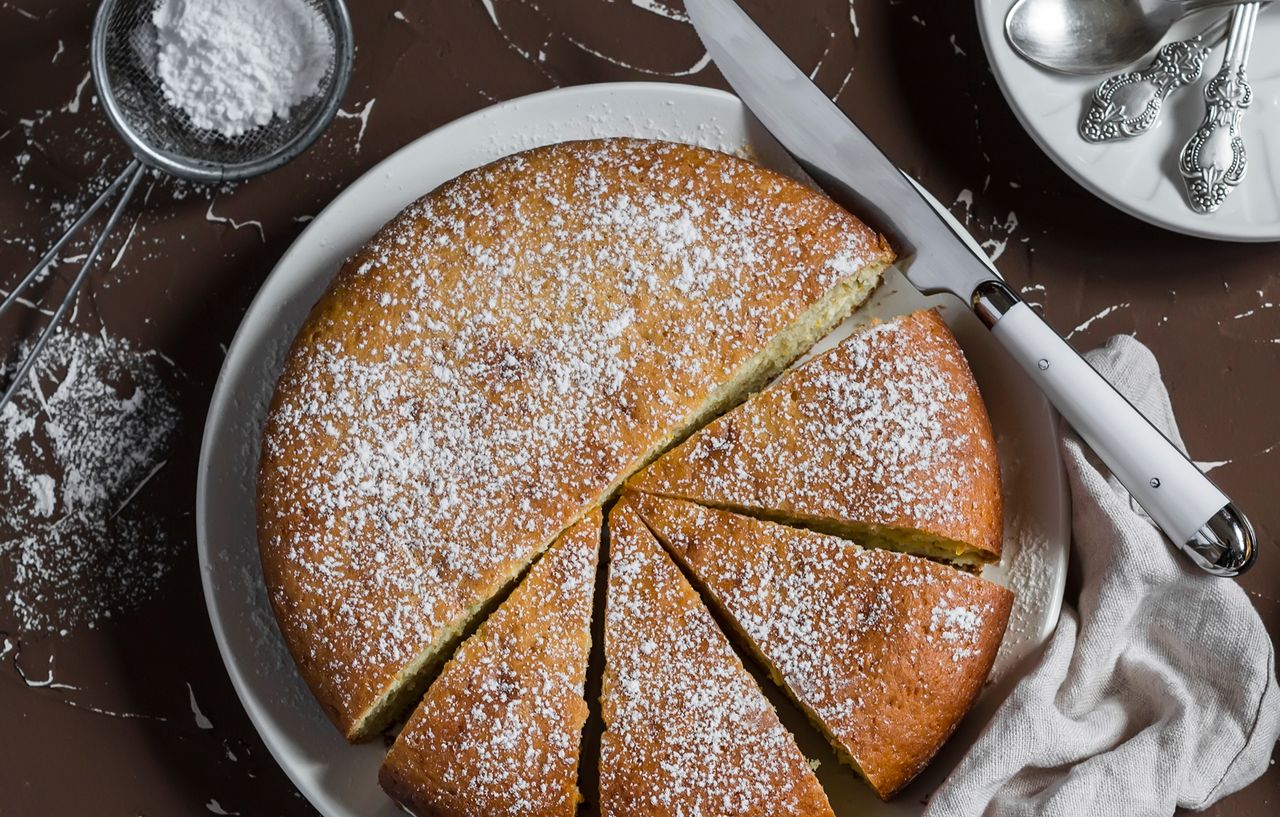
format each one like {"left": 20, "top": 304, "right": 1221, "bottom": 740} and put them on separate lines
{"left": 196, "top": 82, "right": 1069, "bottom": 817}
{"left": 976, "top": 0, "right": 1280, "bottom": 241}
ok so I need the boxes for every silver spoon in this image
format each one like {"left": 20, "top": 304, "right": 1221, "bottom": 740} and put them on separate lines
{"left": 1179, "top": 2, "right": 1258, "bottom": 212}
{"left": 1007, "top": 0, "right": 1253, "bottom": 75}
{"left": 1080, "top": 15, "right": 1229, "bottom": 142}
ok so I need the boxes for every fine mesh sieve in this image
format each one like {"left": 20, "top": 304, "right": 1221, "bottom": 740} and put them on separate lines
{"left": 96, "top": 0, "right": 354, "bottom": 181}
{"left": 0, "top": 0, "right": 354, "bottom": 411}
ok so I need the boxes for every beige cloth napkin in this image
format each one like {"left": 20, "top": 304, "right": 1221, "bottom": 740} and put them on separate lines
{"left": 925, "top": 335, "right": 1280, "bottom": 816}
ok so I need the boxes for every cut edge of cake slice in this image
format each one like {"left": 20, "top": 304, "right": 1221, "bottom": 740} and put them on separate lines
{"left": 627, "top": 308, "right": 1002, "bottom": 568}
{"left": 680, "top": 252, "right": 891, "bottom": 433}
{"left": 348, "top": 564, "right": 532, "bottom": 742}
{"left": 345, "top": 521, "right": 571, "bottom": 742}
{"left": 378, "top": 508, "right": 601, "bottom": 817}
{"left": 599, "top": 496, "right": 836, "bottom": 817}
{"left": 603, "top": 247, "right": 894, "bottom": 508}
{"left": 637, "top": 496, "right": 985, "bottom": 569}
{"left": 630, "top": 491, "right": 1014, "bottom": 799}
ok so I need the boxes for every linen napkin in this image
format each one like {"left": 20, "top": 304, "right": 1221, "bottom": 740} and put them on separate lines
{"left": 925, "top": 335, "right": 1280, "bottom": 816}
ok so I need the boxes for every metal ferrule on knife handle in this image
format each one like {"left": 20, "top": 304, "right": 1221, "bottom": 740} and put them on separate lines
{"left": 971, "top": 279, "right": 1256, "bottom": 576}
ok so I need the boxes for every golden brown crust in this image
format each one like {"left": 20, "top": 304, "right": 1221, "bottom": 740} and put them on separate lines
{"left": 379, "top": 511, "right": 600, "bottom": 817}
{"left": 628, "top": 309, "right": 1003, "bottom": 563}
{"left": 256, "top": 138, "right": 893, "bottom": 739}
{"left": 600, "top": 498, "right": 836, "bottom": 817}
{"left": 631, "top": 493, "right": 1013, "bottom": 799}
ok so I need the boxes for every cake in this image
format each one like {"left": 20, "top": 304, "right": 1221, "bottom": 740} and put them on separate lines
{"left": 379, "top": 511, "right": 600, "bottom": 817}
{"left": 631, "top": 493, "right": 1014, "bottom": 799}
{"left": 256, "top": 138, "right": 894, "bottom": 740}
{"left": 627, "top": 309, "right": 1002, "bottom": 565}
{"left": 599, "top": 498, "right": 836, "bottom": 817}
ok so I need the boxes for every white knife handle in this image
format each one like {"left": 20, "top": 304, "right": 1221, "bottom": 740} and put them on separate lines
{"left": 972, "top": 280, "right": 1256, "bottom": 576}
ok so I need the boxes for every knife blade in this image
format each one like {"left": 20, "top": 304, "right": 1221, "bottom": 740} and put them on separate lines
{"left": 686, "top": 0, "right": 1256, "bottom": 576}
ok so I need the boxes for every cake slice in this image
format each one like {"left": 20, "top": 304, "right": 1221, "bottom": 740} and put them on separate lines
{"left": 379, "top": 510, "right": 600, "bottom": 817}
{"left": 600, "top": 498, "right": 835, "bottom": 817}
{"left": 628, "top": 309, "right": 1002, "bottom": 565}
{"left": 632, "top": 493, "right": 1013, "bottom": 799}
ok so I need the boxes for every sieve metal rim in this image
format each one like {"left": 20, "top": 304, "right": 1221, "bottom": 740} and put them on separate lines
{"left": 90, "top": 0, "right": 355, "bottom": 184}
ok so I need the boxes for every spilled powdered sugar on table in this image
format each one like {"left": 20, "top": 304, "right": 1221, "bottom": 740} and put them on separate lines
{"left": 0, "top": 330, "right": 179, "bottom": 635}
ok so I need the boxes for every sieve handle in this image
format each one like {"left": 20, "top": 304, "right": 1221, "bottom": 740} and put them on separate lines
{"left": 0, "top": 160, "right": 145, "bottom": 412}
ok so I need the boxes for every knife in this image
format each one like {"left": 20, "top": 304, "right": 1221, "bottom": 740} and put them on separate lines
{"left": 686, "top": 0, "right": 1256, "bottom": 576}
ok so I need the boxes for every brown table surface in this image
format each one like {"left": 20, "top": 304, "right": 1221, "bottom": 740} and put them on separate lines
{"left": 0, "top": 1, "right": 1275, "bottom": 814}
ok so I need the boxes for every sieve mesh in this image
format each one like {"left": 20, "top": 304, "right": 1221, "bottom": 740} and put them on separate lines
{"left": 96, "top": 0, "right": 351, "bottom": 181}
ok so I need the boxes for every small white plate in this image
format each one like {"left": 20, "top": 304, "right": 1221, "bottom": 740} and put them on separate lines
{"left": 196, "top": 82, "right": 1069, "bottom": 817}
{"left": 976, "top": 1, "right": 1280, "bottom": 241}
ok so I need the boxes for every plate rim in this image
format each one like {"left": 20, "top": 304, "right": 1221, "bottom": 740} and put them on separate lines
{"left": 195, "top": 80, "right": 1070, "bottom": 815}
{"left": 974, "top": 0, "right": 1280, "bottom": 243}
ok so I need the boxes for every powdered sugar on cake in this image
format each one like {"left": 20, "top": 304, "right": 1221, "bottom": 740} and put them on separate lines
{"left": 632, "top": 311, "right": 1001, "bottom": 556}
{"left": 600, "top": 504, "right": 832, "bottom": 816}
{"left": 635, "top": 496, "right": 1012, "bottom": 797}
{"left": 385, "top": 518, "right": 598, "bottom": 815}
{"left": 257, "top": 139, "right": 889, "bottom": 726}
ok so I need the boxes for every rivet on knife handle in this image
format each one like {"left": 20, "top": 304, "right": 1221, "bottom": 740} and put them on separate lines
{"left": 1080, "top": 33, "right": 1214, "bottom": 143}
{"left": 1179, "top": 3, "right": 1258, "bottom": 213}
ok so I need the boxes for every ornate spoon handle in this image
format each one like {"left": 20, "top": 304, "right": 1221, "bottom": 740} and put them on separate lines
{"left": 1179, "top": 3, "right": 1259, "bottom": 213}
{"left": 1080, "top": 22, "right": 1224, "bottom": 143}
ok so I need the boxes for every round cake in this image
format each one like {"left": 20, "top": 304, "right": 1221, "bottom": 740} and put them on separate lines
{"left": 256, "top": 138, "right": 894, "bottom": 741}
